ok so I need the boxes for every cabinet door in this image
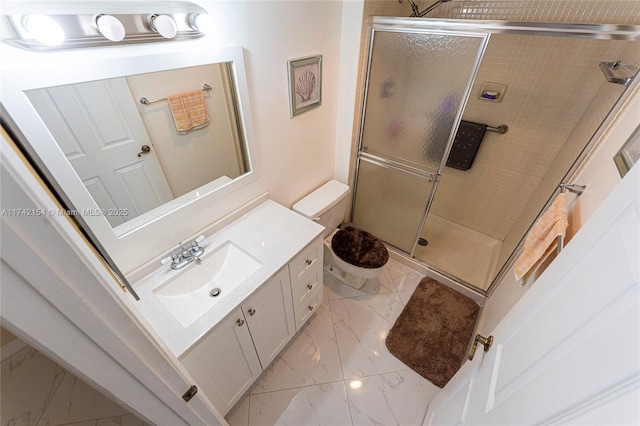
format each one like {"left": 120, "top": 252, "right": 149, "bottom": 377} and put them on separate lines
{"left": 180, "top": 308, "right": 261, "bottom": 415}
{"left": 243, "top": 267, "right": 295, "bottom": 369}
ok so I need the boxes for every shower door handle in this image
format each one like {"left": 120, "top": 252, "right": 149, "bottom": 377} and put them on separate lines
{"left": 359, "top": 152, "right": 437, "bottom": 183}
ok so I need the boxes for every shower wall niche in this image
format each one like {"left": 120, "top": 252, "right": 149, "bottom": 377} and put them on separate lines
{"left": 351, "top": 18, "right": 640, "bottom": 293}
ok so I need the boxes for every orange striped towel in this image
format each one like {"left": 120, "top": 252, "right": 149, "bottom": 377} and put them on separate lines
{"left": 514, "top": 192, "right": 569, "bottom": 281}
{"left": 167, "top": 90, "right": 209, "bottom": 134}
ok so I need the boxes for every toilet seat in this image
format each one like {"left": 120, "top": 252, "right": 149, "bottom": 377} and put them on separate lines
{"left": 331, "top": 226, "right": 389, "bottom": 269}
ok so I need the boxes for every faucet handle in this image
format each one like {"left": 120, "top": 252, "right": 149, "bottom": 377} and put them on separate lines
{"left": 161, "top": 253, "right": 180, "bottom": 265}
{"left": 190, "top": 235, "right": 206, "bottom": 253}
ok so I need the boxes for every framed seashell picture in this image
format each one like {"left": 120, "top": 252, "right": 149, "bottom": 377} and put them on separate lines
{"left": 288, "top": 55, "right": 322, "bottom": 117}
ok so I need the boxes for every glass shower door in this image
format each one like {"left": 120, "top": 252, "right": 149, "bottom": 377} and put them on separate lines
{"left": 352, "top": 25, "right": 488, "bottom": 254}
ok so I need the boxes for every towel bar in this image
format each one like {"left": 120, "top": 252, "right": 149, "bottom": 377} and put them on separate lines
{"left": 555, "top": 183, "right": 585, "bottom": 254}
{"left": 140, "top": 84, "right": 212, "bottom": 105}
{"left": 518, "top": 183, "right": 586, "bottom": 286}
{"left": 559, "top": 183, "right": 586, "bottom": 195}
{"left": 486, "top": 124, "right": 509, "bottom": 134}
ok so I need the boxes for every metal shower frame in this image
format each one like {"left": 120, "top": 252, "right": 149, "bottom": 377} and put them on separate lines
{"left": 351, "top": 17, "right": 640, "bottom": 297}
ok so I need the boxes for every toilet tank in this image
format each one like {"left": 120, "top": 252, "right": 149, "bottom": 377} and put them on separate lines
{"left": 292, "top": 180, "right": 351, "bottom": 238}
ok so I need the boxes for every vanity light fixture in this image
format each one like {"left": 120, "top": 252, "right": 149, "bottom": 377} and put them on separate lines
{"left": 95, "top": 14, "right": 125, "bottom": 42}
{"left": 21, "top": 14, "right": 65, "bottom": 46}
{"left": 1, "top": 2, "right": 210, "bottom": 51}
{"left": 188, "top": 13, "right": 215, "bottom": 35}
{"left": 148, "top": 14, "right": 178, "bottom": 39}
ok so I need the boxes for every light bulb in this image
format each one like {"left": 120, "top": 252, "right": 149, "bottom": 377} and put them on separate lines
{"left": 22, "top": 15, "right": 64, "bottom": 46}
{"left": 189, "top": 13, "right": 215, "bottom": 35}
{"left": 149, "top": 14, "right": 177, "bottom": 39}
{"left": 95, "top": 15, "right": 125, "bottom": 42}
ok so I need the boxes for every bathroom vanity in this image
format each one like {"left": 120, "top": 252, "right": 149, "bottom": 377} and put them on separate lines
{"left": 2, "top": 26, "right": 330, "bottom": 417}
{"left": 130, "top": 199, "right": 324, "bottom": 414}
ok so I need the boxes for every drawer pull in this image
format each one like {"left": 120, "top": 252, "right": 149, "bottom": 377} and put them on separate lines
{"left": 236, "top": 318, "right": 245, "bottom": 326}
{"left": 308, "top": 305, "right": 314, "bottom": 311}
{"left": 248, "top": 308, "right": 256, "bottom": 316}
{"left": 307, "top": 284, "right": 314, "bottom": 290}
{"left": 305, "top": 259, "right": 313, "bottom": 266}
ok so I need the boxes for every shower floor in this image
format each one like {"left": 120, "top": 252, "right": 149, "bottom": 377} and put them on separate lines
{"left": 413, "top": 214, "right": 502, "bottom": 291}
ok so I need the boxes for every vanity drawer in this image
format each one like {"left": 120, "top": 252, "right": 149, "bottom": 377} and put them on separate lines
{"left": 292, "top": 266, "right": 322, "bottom": 310}
{"left": 289, "top": 237, "right": 323, "bottom": 286}
{"left": 294, "top": 284, "right": 323, "bottom": 331}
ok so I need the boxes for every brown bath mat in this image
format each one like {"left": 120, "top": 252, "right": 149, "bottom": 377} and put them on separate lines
{"left": 386, "top": 277, "right": 480, "bottom": 388}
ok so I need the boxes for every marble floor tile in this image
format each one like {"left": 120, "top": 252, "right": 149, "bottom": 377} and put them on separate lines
{"left": 249, "top": 381, "right": 353, "bottom": 426}
{"left": 1, "top": 346, "right": 66, "bottom": 426}
{"left": 398, "top": 289, "right": 415, "bottom": 306}
{"left": 226, "top": 395, "right": 250, "bottom": 426}
{"left": 330, "top": 293, "right": 407, "bottom": 379}
{"left": 251, "top": 304, "right": 343, "bottom": 394}
{"left": 346, "top": 369, "right": 439, "bottom": 426}
{"left": 38, "top": 370, "right": 129, "bottom": 425}
{"left": 62, "top": 414, "right": 149, "bottom": 426}
{"left": 384, "top": 259, "right": 425, "bottom": 292}
{"left": 7, "top": 260, "right": 442, "bottom": 426}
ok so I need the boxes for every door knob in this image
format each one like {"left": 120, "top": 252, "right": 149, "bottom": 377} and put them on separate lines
{"left": 248, "top": 308, "right": 256, "bottom": 316}
{"left": 468, "top": 333, "right": 493, "bottom": 361}
{"left": 137, "top": 145, "right": 151, "bottom": 157}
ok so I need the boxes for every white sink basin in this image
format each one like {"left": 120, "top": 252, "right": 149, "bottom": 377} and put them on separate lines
{"left": 153, "top": 241, "right": 262, "bottom": 327}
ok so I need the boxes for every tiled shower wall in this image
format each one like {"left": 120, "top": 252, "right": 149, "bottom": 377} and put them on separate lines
{"left": 496, "top": 40, "right": 640, "bottom": 267}
{"left": 350, "top": 0, "right": 640, "bottom": 247}
{"left": 430, "top": 35, "right": 629, "bottom": 239}
{"left": 427, "top": 0, "right": 640, "bottom": 24}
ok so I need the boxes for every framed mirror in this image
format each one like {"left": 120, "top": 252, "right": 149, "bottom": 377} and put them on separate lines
{"left": 2, "top": 45, "right": 258, "bottom": 274}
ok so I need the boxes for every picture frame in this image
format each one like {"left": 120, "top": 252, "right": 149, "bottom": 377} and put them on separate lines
{"left": 288, "top": 55, "right": 322, "bottom": 117}
{"left": 613, "top": 124, "right": 640, "bottom": 178}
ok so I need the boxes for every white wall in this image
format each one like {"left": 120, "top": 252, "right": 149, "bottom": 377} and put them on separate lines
{"left": 200, "top": 0, "right": 343, "bottom": 207}
{"left": 335, "top": 0, "right": 365, "bottom": 183}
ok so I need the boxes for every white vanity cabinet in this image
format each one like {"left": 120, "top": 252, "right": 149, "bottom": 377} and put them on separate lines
{"left": 180, "top": 267, "right": 295, "bottom": 415}
{"left": 288, "top": 236, "right": 324, "bottom": 330}
{"left": 241, "top": 266, "right": 295, "bottom": 367}
{"left": 180, "top": 237, "right": 324, "bottom": 415}
{"left": 179, "top": 306, "right": 261, "bottom": 415}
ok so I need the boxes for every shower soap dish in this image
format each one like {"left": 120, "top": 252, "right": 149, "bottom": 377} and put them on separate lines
{"left": 478, "top": 82, "right": 507, "bottom": 102}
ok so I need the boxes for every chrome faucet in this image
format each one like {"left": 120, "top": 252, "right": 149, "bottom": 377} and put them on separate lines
{"left": 161, "top": 235, "right": 205, "bottom": 270}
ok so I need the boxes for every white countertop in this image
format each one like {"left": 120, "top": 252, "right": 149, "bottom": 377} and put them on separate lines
{"left": 132, "top": 199, "right": 324, "bottom": 358}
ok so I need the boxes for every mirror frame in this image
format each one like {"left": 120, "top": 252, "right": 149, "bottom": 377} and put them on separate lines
{"left": 1, "top": 44, "right": 259, "bottom": 273}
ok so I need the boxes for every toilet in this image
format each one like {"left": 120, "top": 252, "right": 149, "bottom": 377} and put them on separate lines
{"left": 292, "top": 180, "right": 389, "bottom": 289}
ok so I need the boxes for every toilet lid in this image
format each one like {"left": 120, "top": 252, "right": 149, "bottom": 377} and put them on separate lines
{"left": 331, "top": 226, "right": 389, "bottom": 269}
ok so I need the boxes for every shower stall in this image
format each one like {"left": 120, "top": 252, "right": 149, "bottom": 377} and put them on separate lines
{"left": 351, "top": 18, "right": 640, "bottom": 294}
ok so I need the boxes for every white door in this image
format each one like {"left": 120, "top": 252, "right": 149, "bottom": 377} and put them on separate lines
{"left": 425, "top": 164, "right": 640, "bottom": 425}
{"left": 27, "top": 78, "right": 173, "bottom": 227}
